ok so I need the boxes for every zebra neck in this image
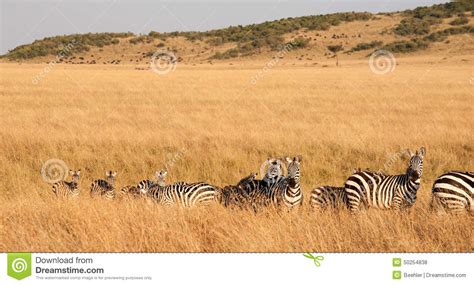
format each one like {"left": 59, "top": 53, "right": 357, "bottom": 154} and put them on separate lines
{"left": 287, "top": 177, "right": 301, "bottom": 194}
{"left": 404, "top": 174, "right": 421, "bottom": 194}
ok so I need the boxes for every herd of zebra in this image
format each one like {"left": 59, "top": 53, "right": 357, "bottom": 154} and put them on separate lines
{"left": 50, "top": 147, "right": 473, "bottom": 214}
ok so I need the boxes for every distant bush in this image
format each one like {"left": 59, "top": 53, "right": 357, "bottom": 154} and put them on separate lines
{"left": 382, "top": 39, "right": 429, "bottom": 53}
{"left": 449, "top": 16, "right": 469, "bottom": 25}
{"left": 348, "top": 40, "right": 383, "bottom": 52}
{"left": 403, "top": 1, "right": 474, "bottom": 19}
{"left": 289, "top": 37, "right": 310, "bottom": 49}
{"left": 394, "top": 18, "right": 432, "bottom": 36}
{"left": 210, "top": 48, "right": 239, "bottom": 60}
{"left": 4, "top": 32, "right": 133, "bottom": 60}
{"left": 395, "top": 1, "right": 473, "bottom": 37}
{"left": 423, "top": 25, "right": 474, "bottom": 42}
{"left": 383, "top": 24, "right": 473, "bottom": 53}
{"left": 129, "top": 35, "right": 153, "bottom": 44}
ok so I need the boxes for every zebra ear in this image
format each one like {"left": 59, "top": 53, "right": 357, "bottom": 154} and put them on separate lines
{"left": 112, "top": 171, "right": 117, "bottom": 177}
{"left": 77, "top": 169, "right": 81, "bottom": 175}
{"left": 105, "top": 171, "right": 110, "bottom": 177}
{"left": 69, "top": 170, "right": 74, "bottom": 176}
{"left": 285, "top": 157, "right": 292, "bottom": 164}
{"left": 296, "top": 155, "right": 303, "bottom": 162}
{"left": 419, "top": 147, "right": 426, "bottom": 157}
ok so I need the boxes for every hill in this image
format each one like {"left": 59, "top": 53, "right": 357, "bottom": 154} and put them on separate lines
{"left": 1, "top": 1, "right": 473, "bottom": 65}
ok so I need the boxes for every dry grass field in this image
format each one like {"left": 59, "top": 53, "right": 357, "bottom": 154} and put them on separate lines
{"left": 0, "top": 54, "right": 472, "bottom": 252}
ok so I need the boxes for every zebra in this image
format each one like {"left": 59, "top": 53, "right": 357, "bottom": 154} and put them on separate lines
{"left": 146, "top": 181, "right": 219, "bottom": 207}
{"left": 120, "top": 185, "right": 141, "bottom": 198}
{"left": 219, "top": 173, "right": 257, "bottom": 208}
{"left": 90, "top": 171, "right": 117, "bottom": 200}
{"left": 430, "top": 171, "right": 473, "bottom": 214}
{"left": 137, "top": 170, "right": 168, "bottom": 194}
{"left": 344, "top": 147, "right": 426, "bottom": 213}
{"left": 310, "top": 186, "right": 346, "bottom": 210}
{"left": 249, "top": 156, "right": 303, "bottom": 209}
{"left": 52, "top": 169, "right": 81, "bottom": 198}
{"left": 262, "top": 158, "right": 284, "bottom": 186}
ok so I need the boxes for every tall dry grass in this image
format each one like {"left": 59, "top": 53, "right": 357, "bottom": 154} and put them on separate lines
{"left": 0, "top": 58, "right": 472, "bottom": 252}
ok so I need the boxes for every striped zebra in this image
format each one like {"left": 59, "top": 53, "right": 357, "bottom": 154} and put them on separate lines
{"left": 431, "top": 171, "right": 473, "bottom": 214}
{"left": 120, "top": 185, "right": 141, "bottom": 198}
{"left": 309, "top": 169, "right": 366, "bottom": 210}
{"left": 52, "top": 169, "right": 81, "bottom": 198}
{"left": 146, "top": 181, "right": 219, "bottom": 207}
{"left": 310, "top": 186, "right": 346, "bottom": 210}
{"left": 249, "top": 156, "right": 303, "bottom": 209}
{"left": 344, "top": 147, "right": 426, "bottom": 213}
{"left": 219, "top": 173, "right": 257, "bottom": 208}
{"left": 90, "top": 171, "right": 117, "bottom": 200}
{"left": 263, "top": 158, "right": 284, "bottom": 186}
{"left": 137, "top": 170, "right": 168, "bottom": 194}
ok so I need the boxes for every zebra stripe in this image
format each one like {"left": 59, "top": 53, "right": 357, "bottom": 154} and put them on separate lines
{"left": 137, "top": 170, "right": 168, "bottom": 194}
{"left": 344, "top": 147, "right": 425, "bottom": 212}
{"left": 431, "top": 171, "right": 473, "bottom": 214}
{"left": 52, "top": 169, "right": 81, "bottom": 198}
{"left": 219, "top": 173, "right": 257, "bottom": 208}
{"left": 146, "top": 182, "right": 219, "bottom": 207}
{"left": 263, "top": 158, "right": 284, "bottom": 186}
{"left": 310, "top": 186, "right": 346, "bottom": 210}
{"left": 90, "top": 171, "right": 117, "bottom": 200}
{"left": 248, "top": 156, "right": 303, "bottom": 209}
{"left": 120, "top": 185, "right": 141, "bottom": 198}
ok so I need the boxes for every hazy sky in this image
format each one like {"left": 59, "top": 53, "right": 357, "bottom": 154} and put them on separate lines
{"left": 0, "top": 0, "right": 448, "bottom": 54}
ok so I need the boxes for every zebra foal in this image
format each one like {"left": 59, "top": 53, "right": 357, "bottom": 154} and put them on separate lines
{"left": 52, "top": 169, "right": 81, "bottom": 198}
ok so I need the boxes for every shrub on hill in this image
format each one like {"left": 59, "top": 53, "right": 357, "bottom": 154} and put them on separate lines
{"left": 348, "top": 40, "right": 383, "bottom": 52}
{"left": 449, "top": 16, "right": 469, "bottom": 25}
{"left": 4, "top": 32, "right": 132, "bottom": 60}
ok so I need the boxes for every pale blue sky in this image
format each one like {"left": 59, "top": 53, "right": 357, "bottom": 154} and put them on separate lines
{"left": 0, "top": 0, "right": 448, "bottom": 54}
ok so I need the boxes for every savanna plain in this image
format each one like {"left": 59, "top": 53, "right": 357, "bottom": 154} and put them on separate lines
{"left": 0, "top": 56, "right": 472, "bottom": 252}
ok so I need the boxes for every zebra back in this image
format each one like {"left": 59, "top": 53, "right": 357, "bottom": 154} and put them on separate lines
{"left": 310, "top": 186, "right": 346, "bottom": 210}
{"left": 52, "top": 181, "right": 80, "bottom": 198}
{"left": 147, "top": 182, "right": 219, "bottom": 207}
{"left": 90, "top": 179, "right": 115, "bottom": 199}
{"left": 120, "top": 185, "right": 142, "bottom": 198}
{"left": 51, "top": 169, "right": 81, "bottom": 199}
{"left": 431, "top": 171, "right": 473, "bottom": 214}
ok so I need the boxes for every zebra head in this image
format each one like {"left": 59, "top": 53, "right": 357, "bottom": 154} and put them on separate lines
{"left": 106, "top": 170, "right": 117, "bottom": 186}
{"left": 407, "top": 147, "right": 425, "bottom": 182}
{"left": 265, "top": 158, "right": 283, "bottom": 179}
{"left": 69, "top": 169, "right": 81, "bottom": 183}
{"left": 285, "top": 155, "right": 302, "bottom": 181}
{"left": 156, "top": 170, "right": 167, "bottom": 187}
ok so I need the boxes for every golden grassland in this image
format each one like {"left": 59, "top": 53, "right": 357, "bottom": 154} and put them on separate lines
{"left": 0, "top": 55, "right": 472, "bottom": 252}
